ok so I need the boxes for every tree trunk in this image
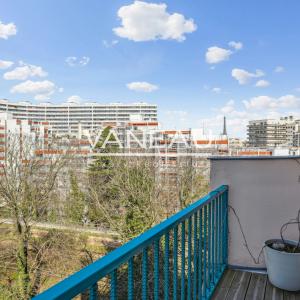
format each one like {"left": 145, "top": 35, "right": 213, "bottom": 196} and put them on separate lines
{"left": 16, "top": 224, "right": 31, "bottom": 300}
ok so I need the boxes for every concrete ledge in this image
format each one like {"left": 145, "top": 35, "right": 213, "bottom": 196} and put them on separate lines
{"left": 209, "top": 155, "right": 300, "bottom": 160}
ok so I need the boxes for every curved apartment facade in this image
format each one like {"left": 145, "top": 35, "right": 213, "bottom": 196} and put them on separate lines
{"left": 0, "top": 99, "right": 157, "bottom": 134}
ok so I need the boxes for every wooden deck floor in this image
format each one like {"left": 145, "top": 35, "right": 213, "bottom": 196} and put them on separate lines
{"left": 212, "top": 269, "right": 300, "bottom": 300}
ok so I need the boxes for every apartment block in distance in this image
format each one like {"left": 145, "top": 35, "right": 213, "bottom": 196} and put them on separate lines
{"left": 0, "top": 112, "right": 51, "bottom": 161}
{"left": 0, "top": 99, "right": 157, "bottom": 135}
{"left": 247, "top": 116, "right": 300, "bottom": 148}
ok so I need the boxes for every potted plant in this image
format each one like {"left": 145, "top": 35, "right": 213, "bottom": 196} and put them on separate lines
{"left": 264, "top": 210, "right": 300, "bottom": 291}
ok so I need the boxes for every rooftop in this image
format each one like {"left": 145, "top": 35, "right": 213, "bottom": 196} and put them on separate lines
{"left": 0, "top": 99, "right": 157, "bottom": 107}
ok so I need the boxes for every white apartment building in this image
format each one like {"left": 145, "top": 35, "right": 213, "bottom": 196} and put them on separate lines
{"left": 0, "top": 99, "right": 157, "bottom": 135}
{"left": 0, "top": 112, "right": 51, "bottom": 161}
{"left": 247, "top": 116, "right": 300, "bottom": 148}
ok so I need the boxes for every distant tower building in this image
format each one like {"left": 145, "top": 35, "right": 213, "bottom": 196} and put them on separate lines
{"left": 222, "top": 116, "right": 227, "bottom": 135}
{"left": 247, "top": 116, "right": 300, "bottom": 147}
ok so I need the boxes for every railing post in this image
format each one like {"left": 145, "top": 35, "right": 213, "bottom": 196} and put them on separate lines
{"left": 181, "top": 221, "right": 185, "bottom": 300}
{"left": 212, "top": 198, "right": 215, "bottom": 284}
{"left": 164, "top": 232, "right": 170, "bottom": 300}
{"left": 207, "top": 201, "right": 211, "bottom": 292}
{"left": 187, "top": 217, "right": 192, "bottom": 300}
{"left": 128, "top": 258, "right": 133, "bottom": 300}
{"left": 173, "top": 226, "right": 178, "bottom": 300}
{"left": 217, "top": 195, "right": 220, "bottom": 275}
{"left": 203, "top": 205, "right": 207, "bottom": 299}
{"left": 193, "top": 212, "right": 198, "bottom": 299}
{"left": 154, "top": 240, "right": 159, "bottom": 300}
{"left": 222, "top": 191, "right": 225, "bottom": 268}
{"left": 198, "top": 208, "right": 203, "bottom": 299}
{"left": 142, "top": 248, "right": 148, "bottom": 300}
{"left": 110, "top": 269, "right": 117, "bottom": 300}
{"left": 225, "top": 188, "right": 229, "bottom": 265}
{"left": 89, "top": 283, "right": 97, "bottom": 300}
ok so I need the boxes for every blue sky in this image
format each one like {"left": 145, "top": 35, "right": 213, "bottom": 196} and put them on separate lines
{"left": 1, "top": 0, "right": 300, "bottom": 137}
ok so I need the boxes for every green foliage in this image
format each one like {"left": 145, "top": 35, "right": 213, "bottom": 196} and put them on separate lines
{"left": 66, "top": 172, "right": 86, "bottom": 224}
{"left": 87, "top": 157, "right": 159, "bottom": 242}
{"left": 89, "top": 126, "right": 119, "bottom": 172}
{"left": 87, "top": 127, "right": 120, "bottom": 226}
{"left": 120, "top": 163, "right": 156, "bottom": 240}
{"left": 177, "top": 160, "right": 209, "bottom": 209}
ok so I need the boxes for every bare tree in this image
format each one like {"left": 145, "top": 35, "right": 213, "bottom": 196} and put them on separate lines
{"left": 0, "top": 133, "right": 70, "bottom": 299}
{"left": 88, "top": 156, "right": 163, "bottom": 243}
{"left": 176, "top": 156, "right": 209, "bottom": 209}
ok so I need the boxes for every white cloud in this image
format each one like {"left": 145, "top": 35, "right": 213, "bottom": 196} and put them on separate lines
{"left": 165, "top": 110, "right": 187, "bottom": 117}
{"left": 231, "top": 68, "right": 264, "bottom": 85}
{"left": 214, "top": 110, "right": 300, "bottom": 137}
{"left": 255, "top": 79, "right": 270, "bottom": 88}
{"left": 65, "top": 57, "right": 77, "bottom": 66}
{"left": 10, "top": 80, "right": 56, "bottom": 98}
{"left": 200, "top": 95, "right": 300, "bottom": 137}
{"left": 220, "top": 100, "right": 235, "bottom": 114}
{"left": 58, "top": 87, "right": 64, "bottom": 93}
{"left": 243, "top": 95, "right": 300, "bottom": 110}
{"left": 201, "top": 102, "right": 261, "bottom": 137}
{"left": 205, "top": 47, "right": 232, "bottom": 64}
{"left": 102, "top": 40, "right": 119, "bottom": 48}
{"left": 274, "top": 66, "right": 284, "bottom": 73}
{"left": 206, "top": 41, "right": 243, "bottom": 64}
{"left": 0, "top": 60, "right": 14, "bottom": 69}
{"left": 65, "top": 56, "right": 90, "bottom": 67}
{"left": 4, "top": 62, "right": 47, "bottom": 80}
{"left": 163, "top": 110, "right": 188, "bottom": 128}
{"left": 243, "top": 96, "right": 273, "bottom": 110}
{"left": 0, "top": 20, "right": 17, "bottom": 39}
{"left": 228, "top": 41, "right": 243, "bottom": 50}
{"left": 113, "top": 1, "right": 197, "bottom": 42}
{"left": 67, "top": 95, "right": 82, "bottom": 104}
{"left": 200, "top": 114, "right": 247, "bottom": 137}
{"left": 277, "top": 95, "right": 300, "bottom": 108}
{"left": 126, "top": 81, "right": 158, "bottom": 92}
{"left": 212, "top": 87, "right": 221, "bottom": 93}
{"left": 201, "top": 102, "right": 266, "bottom": 137}
{"left": 79, "top": 57, "right": 90, "bottom": 66}
{"left": 34, "top": 94, "right": 52, "bottom": 101}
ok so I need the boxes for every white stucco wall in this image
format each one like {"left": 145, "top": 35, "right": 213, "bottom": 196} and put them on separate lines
{"left": 210, "top": 157, "right": 300, "bottom": 269}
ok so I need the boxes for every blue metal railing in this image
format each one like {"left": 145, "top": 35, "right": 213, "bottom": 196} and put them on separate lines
{"left": 33, "top": 185, "right": 228, "bottom": 300}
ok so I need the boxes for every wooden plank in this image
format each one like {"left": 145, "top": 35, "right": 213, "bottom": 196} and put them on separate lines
{"left": 283, "top": 290, "right": 300, "bottom": 300}
{"left": 225, "top": 270, "right": 252, "bottom": 300}
{"left": 211, "top": 269, "right": 236, "bottom": 300}
{"left": 211, "top": 270, "right": 300, "bottom": 300}
{"left": 245, "top": 273, "right": 267, "bottom": 300}
{"left": 264, "top": 280, "right": 283, "bottom": 300}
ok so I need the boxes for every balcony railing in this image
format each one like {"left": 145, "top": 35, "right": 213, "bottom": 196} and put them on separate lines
{"left": 33, "top": 185, "right": 228, "bottom": 300}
